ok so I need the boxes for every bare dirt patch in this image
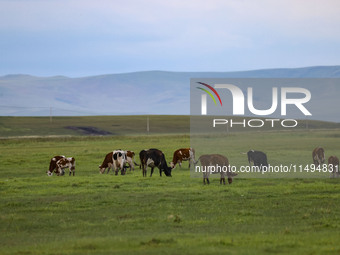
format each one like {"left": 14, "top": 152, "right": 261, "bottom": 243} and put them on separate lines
{"left": 65, "top": 126, "right": 112, "bottom": 136}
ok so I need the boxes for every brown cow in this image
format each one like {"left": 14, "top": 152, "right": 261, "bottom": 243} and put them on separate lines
{"left": 196, "top": 154, "right": 237, "bottom": 185}
{"left": 56, "top": 157, "right": 76, "bottom": 176}
{"left": 328, "top": 156, "right": 339, "bottom": 178}
{"left": 170, "top": 148, "right": 196, "bottom": 169}
{"left": 47, "top": 155, "right": 65, "bottom": 176}
{"left": 99, "top": 152, "right": 114, "bottom": 174}
{"left": 312, "top": 147, "right": 325, "bottom": 166}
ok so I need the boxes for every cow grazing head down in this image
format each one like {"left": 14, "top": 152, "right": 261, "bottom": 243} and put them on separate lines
{"left": 47, "top": 155, "right": 65, "bottom": 176}
{"left": 99, "top": 152, "right": 114, "bottom": 174}
{"left": 139, "top": 148, "right": 172, "bottom": 177}
{"left": 162, "top": 163, "right": 172, "bottom": 177}
{"left": 47, "top": 156, "right": 75, "bottom": 176}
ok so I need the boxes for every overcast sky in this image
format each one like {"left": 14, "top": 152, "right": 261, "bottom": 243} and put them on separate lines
{"left": 1, "top": 0, "right": 339, "bottom": 77}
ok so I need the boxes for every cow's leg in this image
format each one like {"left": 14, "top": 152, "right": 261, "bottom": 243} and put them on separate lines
{"left": 58, "top": 167, "right": 65, "bottom": 176}
{"left": 127, "top": 159, "right": 133, "bottom": 171}
{"left": 205, "top": 172, "right": 210, "bottom": 185}
{"left": 150, "top": 167, "right": 154, "bottom": 177}
{"left": 142, "top": 165, "right": 147, "bottom": 177}
{"left": 179, "top": 161, "right": 182, "bottom": 169}
{"left": 159, "top": 168, "right": 162, "bottom": 177}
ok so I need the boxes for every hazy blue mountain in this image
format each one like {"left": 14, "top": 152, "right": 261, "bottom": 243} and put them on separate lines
{"left": 0, "top": 66, "right": 339, "bottom": 119}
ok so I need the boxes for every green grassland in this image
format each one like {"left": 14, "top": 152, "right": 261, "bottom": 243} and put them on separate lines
{"left": 1, "top": 116, "right": 340, "bottom": 254}
{"left": 0, "top": 115, "right": 189, "bottom": 137}
{"left": 1, "top": 115, "right": 340, "bottom": 138}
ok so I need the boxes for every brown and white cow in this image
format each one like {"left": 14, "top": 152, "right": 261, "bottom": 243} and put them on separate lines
{"left": 126, "top": 150, "right": 139, "bottom": 171}
{"left": 196, "top": 154, "right": 237, "bottom": 185}
{"left": 312, "top": 147, "right": 325, "bottom": 166}
{"left": 99, "top": 151, "right": 114, "bottom": 174}
{"left": 47, "top": 155, "right": 65, "bottom": 176}
{"left": 170, "top": 148, "right": 196, "bottom": 169}
{"left": 47, "top": 156, "right": 75, "bottom": 176}
{"left": 328, "top": 155, "right": 339, "bottom": 178}
{"left": 57, "top": 157, "right": 76, "bottom": 176}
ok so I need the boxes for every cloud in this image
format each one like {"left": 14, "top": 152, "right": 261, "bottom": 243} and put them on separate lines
{"left": 0, "top": 0, "right": 339, "bottom": 75}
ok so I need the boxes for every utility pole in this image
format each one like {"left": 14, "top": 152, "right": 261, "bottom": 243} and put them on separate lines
{"left": 49, "top": 107, "right": 52, "bottom": 123}
{"left": 147, "top": 116, "right": 150, "bottom": 134}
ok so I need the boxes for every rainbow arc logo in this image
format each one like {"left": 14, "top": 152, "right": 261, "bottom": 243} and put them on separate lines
{"left": 196, "top": 82, "right": 223, "bottom": 107}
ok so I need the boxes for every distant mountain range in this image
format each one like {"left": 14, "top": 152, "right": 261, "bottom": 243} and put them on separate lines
{"left": 0, "top": 66, "right": 340, "bottom": 119}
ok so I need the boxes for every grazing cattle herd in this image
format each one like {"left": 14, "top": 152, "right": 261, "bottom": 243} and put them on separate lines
{"left": 47, "top": 146, "right": 340, "bottom": 183}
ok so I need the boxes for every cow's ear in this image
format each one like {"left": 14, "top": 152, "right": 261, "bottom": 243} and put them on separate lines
{"left": 113, "top": 153, "right": 117, "bottom": 160}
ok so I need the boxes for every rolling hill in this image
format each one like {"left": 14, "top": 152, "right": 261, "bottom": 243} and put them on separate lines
{"left": 0, "top": 66, "right": 340, "bottom": 118}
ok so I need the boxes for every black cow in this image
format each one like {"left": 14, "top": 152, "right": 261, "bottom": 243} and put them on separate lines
{"left": 247, "top": 150, "right": 268, "bottom": 171}
{"left": 139, "top": 149, "right": 172, "bottom": 177}
{"left": 139, "top": 149, "right": 147, "bottom": 170}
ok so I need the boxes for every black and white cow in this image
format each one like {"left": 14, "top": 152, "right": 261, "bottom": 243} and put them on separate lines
{"left": 99, "top": 150, "right": 137, "bottom": 174}
{"left": 112, "top": 150, "right": 127, "bottom": 175}
{"left": 247, "top": 150, "right": 268, "bottom": 171}
{"left": 139, "top": 149, "right": 172, "bottom": 177}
